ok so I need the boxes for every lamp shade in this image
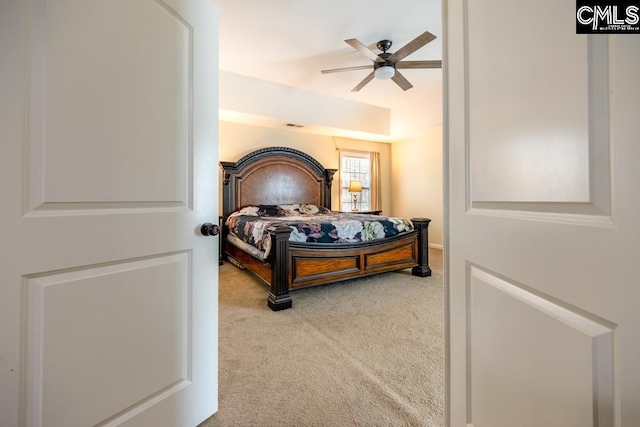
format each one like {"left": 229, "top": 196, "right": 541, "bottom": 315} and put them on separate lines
{"left": 348, "top": 180, "right": 362, "bottom": 193}
{"left": 374, "top": 65, "right": 395, "bottom": 80}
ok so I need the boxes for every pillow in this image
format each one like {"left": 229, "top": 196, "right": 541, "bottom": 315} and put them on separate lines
{"left": 233, "top": 205, "right": 281, "bottom": 217}
{"left": 233, "top": 204, "right": 329, "bottom": 218}
{"left": 278, "top": 203, "right": 329, "bottom": 216}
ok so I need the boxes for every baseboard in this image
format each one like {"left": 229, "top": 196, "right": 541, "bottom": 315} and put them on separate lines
{"left": 429, "top": 243, "right": 443, "bottom": 250}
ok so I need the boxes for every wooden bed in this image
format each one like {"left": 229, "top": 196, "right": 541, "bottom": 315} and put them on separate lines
{"left": 220, "top": 146, "right": 431, "bottom": 311}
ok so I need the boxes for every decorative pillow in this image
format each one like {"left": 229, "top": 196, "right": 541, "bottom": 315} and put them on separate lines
{"left": 278, "top": 203, "right": 329, "bottom": 216}
{"left": 234, "top": 204, "right": 329, "bottom": 218}
{"left": 233, "top": 205, "right": 280, "bottom": 217}
{"left": 255, "top": 205, "right": 282, "bottom": 216}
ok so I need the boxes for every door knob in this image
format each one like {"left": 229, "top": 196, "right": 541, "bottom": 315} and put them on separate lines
{"left": 201, "top": 223, "right": 220, "bottom": 236}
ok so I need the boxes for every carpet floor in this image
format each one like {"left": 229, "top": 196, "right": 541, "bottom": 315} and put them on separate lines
{"left": 201, "top": 262, "right": 444, "bottom": 427}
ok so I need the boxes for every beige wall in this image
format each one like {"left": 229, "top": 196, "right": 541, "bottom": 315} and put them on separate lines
{"left": 391, "top": 129, "right": 443, "bottom": 247}
{"left": 220, "top": 71, "right": 391, "bottom": 137}
{"left": 219, "top": 121, "right": 392, "bottom": 213}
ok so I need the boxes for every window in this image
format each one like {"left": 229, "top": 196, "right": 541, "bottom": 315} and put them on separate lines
{"left": 340, "top": 151, "right": 372, "bottom": 211}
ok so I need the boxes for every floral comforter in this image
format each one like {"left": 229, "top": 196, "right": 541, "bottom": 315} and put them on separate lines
{"left": 225, "top": 204, "right": 413, "bottom": 258}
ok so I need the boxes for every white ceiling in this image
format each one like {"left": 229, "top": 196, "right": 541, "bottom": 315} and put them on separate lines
{"left": 214, "top": 0, "right": 443, "bottom": 111}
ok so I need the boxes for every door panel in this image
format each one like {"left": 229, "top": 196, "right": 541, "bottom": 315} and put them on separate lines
{"left": 468, "top": 265, "right": 615, "bottom": 427}
{"left": 26, "top": 253, "right": 191, "bottom": 426}
{"left": 0, "top": 1, "right": 219, "bottom": 426}
{"left": 468, "top": 0, "right": 591, "bottom": 204}
{"left": 29, "top": 0, "right": 191, "bottom": 210}
{"left": 446, "top": 0, "right": 639, "bottom": 426}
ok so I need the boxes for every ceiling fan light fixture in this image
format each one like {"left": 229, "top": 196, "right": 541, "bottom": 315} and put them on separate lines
{"left": 374, "top": 65, "right": 395, "bottom": 80}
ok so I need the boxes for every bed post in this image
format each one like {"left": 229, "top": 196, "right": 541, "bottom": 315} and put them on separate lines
{"left": 267, "top": 226, "right": 293, "bottom": 311}
{"left": 324, "top": 169, "right": 337, "bottom": 209}
{"left": 411, "top": 218, "right": 432, "bottom": 277}
{"left": 218, "top": 215, "right": 225, "bottom": 266}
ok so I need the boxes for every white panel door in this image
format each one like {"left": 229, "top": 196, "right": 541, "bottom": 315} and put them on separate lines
{"left": 0, "top": 1, "right": 219, "bottom": 426}
{"left": 446, "top": 0, "right": 640, "bottom": 426}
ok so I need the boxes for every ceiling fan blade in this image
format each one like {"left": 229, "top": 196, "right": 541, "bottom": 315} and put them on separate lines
{"left": 345, "top": 38, "right": 383, "bottom": 62}
{"left": 321, "top": 64, "right": 373, "bottom": 74}
{"left": 387, "top": 31, "right": 437, "bottom": 63}
{"left": 351, "top": 72, "right": 375, "bottom": 92}
{"left": 391, "top": 70, "right": 413, "bottom": 91}
{"left": 396, "top": 60, "right": 442, "bottom": 69}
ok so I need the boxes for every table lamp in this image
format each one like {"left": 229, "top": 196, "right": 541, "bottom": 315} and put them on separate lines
{"left": 348, "top": 180, "right": 362, "bottom": 211}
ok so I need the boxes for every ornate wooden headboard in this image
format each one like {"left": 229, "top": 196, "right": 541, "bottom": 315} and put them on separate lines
{"left": 220, "top": 147, "right": 337, "bottom": 218}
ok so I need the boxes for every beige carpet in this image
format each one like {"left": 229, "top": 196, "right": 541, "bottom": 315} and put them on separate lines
{"left": 202, "top": 262, "right": 444, "bottom": 427}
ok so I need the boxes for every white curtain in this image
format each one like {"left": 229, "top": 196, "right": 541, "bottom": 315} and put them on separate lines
{"left": 370, "top": 152, "right": 382, "bottom": 211}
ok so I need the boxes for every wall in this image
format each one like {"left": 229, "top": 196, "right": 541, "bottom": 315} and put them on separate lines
{"left": 391, "top": 128, "right": 443, "bottom": 247}
{"left": 219, "top": 121, "right": 392, "bottom": 213}
{"left": 220, "top": 71, "right": 391, "bottom": 138}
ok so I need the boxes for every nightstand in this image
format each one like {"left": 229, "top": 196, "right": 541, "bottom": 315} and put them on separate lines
{"left": 343, "top": 210, "right": 382, "bottom": 215}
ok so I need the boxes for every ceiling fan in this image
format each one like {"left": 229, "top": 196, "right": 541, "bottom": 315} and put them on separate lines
{"left": 321, "top": 31, "right": 442, "bottom": 92}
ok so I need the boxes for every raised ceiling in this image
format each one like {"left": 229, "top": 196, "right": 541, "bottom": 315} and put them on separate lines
{"left": 214, "top": 0, "right": 443, "bottom": 111}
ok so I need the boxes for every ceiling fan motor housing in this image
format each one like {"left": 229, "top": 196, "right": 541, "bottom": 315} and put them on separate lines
{"left": 374, "top": 49, "right": 395, "bottom": 70}
{"left": 374, "top": 59, "right": 395, "bottom": 70}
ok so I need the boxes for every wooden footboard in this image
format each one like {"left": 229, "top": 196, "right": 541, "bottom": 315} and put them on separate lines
{"left": 287, "top": 231, "right": 419, "bottom": 288}
{"left": 223, "top": 217, "right": 431, "bottom": 311}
